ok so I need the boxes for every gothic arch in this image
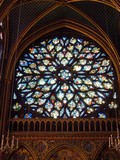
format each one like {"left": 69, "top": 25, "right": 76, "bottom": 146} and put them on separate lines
{"left": 93, "top": 142, "right": 120, "bottom": 160}
{"left": 2, "top": 20, "right": 120, "bottom": 123}
{"left": 43, "top": 144, "right": 87, "bottom": 160}
{"left": 93, "top": 142, "right": 108, "bottom": 160}
{"left": 6, "top": 20, "right": 120, "bottom": 80}
{"left": 6, "top": 143, "right": 38, "bottom": 160}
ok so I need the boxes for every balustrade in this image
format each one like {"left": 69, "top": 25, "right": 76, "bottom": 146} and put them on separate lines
{"left": 10, "top": 118, "right": 120, "bottom": 132}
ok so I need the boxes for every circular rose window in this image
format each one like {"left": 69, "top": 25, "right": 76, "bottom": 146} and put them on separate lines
{"left": 12, "top": 36, "right": 115, "bottom": 118}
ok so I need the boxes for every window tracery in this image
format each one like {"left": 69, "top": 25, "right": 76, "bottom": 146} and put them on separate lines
{"left": 12, "top": 36, "right": 117, "bottom": 119}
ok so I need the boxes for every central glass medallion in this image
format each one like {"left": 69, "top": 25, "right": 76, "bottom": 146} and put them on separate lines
{"left": 58, "top": 69, "right": 72, "bottom": 80}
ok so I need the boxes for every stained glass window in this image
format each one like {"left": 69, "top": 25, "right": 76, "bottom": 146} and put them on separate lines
{"left": 12, "top": 36, "right": 117, "bottom": 119}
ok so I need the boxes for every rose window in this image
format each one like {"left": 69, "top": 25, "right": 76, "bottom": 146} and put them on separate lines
{"left": 12, "top": 36, "right": 115, "bottom": 119}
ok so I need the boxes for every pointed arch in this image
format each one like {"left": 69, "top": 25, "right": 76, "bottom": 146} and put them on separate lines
{"left": 93, "top": 142, "right": 120, "bottom": 160}
{"left": 43, "top": 143, "right": 87, "bottom": 160}
{"left": 7, "top": 143, "right": 37, "bottom": 160}
{"left": 6, "top": 20, "right": 120, "bottom": 80}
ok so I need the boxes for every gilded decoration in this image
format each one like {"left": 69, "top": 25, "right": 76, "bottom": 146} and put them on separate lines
{"left": 15, "top": 139, "right": 106, "bottom": 160}
{"left": 9, "top": 147, "right": 33, "bottom": 160}
{"left": 48, "top": 149, "right": 81, "bottom": 160}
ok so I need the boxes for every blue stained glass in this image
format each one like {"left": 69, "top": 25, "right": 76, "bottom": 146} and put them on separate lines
{"left": 24, "top": 113, "right": 33, "bottom": 118}
{"left": 98, "top": 113, "right": 106, "bottom": 118}
{"left": 12, "top": 36, "right": 116, "bottom": 118}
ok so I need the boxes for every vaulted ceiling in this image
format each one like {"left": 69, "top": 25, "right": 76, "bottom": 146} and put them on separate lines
{"left": 1, "top": 0, "right": 120, "bottom": 57}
